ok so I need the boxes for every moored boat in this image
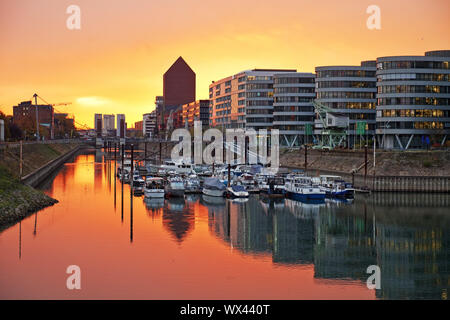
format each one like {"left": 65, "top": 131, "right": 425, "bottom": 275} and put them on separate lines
{"left": 144, "top": 177, "right": 165, "bottom": 198}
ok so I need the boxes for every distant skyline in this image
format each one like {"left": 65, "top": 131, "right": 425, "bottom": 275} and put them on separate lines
{"left": 1, "top": 0, "right": 449, "bottom": 128}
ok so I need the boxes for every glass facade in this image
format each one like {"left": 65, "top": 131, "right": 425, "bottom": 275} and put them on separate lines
{"left": 273, "top": 73, "right": 316, "bottom": 147}
{"left": 376, "top": 51, "right": 450, "bottom": 149}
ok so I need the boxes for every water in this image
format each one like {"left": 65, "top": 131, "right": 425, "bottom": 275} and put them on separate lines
{"left": 0, "top": 149, "right": 449, "bottom": 300}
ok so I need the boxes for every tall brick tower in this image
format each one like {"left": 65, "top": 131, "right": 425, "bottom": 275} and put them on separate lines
{"left": 163, "top": 57, "right": 196, "bottom": 107}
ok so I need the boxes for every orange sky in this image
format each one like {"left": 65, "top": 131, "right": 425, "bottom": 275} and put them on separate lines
{"left": 0, "top": 0, "right": 449, "bottom": 128}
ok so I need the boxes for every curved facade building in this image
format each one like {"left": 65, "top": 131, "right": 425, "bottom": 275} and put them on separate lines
{"left": 315, "top": 62, "right": 377, "bottom": 148}
{"left": 273, "top": 72, "right": 316, "bottom": 147}
{"left": 376, "top": 50, "right": 450, "bottom": 149}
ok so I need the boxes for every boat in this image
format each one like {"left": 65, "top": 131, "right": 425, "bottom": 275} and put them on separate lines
{"left": 318, "top": 175, "right": 355, "bottom": 199}
{"left": 160, "top": 160, "right": 195, "bottom": 175}
{"left": 132, "top": 172, "right": 145, "bottom": 195}
{"left": 238, "top": 173, "right": 259, "bottom": 193}
{"left": 202, "top": 177, "right": 226, "bottom": 197}
{"left": 259, "top": 176, "right": 286, "bottom": 198}
{"left": 184, "top": 174, "right": 202, "bottom": 194}
{"left": 144, "top": 177, "right": 165, "bottom": 198}
{"left": 165, "top": 176, "right": 185, "bottom": 197}
{"left": 285, "top": 175, "right": 325, "bottom": 202}
{"left": 226, "top": 184, "right": 249, "bottom": 198}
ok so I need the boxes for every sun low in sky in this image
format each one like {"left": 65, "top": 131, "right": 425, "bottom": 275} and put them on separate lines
{"left": 0, "top": 0, "right": 449, "bottom": 128}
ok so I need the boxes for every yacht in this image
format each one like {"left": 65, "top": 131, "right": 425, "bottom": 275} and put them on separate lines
{"left": 259, "top": 176, "right": 286, "bottom": 199}
{"left": 144, "top": 177, "right": 165, "bottom": 198}
{"left": 226, "top": 184, "right": 249, "bottom": 198}
{"left": 202, "top": 177, "right": 226, "bottom": 197}
{"left": 285, "top": 176, "right": 325, "bottom": 202}
{"left": 165, "top": 176, "right": 185, "bottom": 197}
{"left": 184, "top": 174, "right": 201, "bottom": 194}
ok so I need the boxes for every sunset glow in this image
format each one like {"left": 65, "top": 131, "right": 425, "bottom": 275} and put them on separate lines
{"left": 1, "top": 0, "right": 449, "bottom": 128}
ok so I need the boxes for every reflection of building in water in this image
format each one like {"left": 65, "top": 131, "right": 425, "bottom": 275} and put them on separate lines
{"left": 204, "top": 195, "right": 450, "bottom": 299}
{"left": 375, "top": 224, "right": 450, "bottom": 300}
{"left": 313, "top": 207, "right": 377, "bottom": 282}
{"left": 368, "top": 193, "right": 450, "bottom": 208}
{"left": 162, "top": 198, "right": 195, "bottom": 243}
{"left": 273, "top": 206, "right": 315, "bottom": 265}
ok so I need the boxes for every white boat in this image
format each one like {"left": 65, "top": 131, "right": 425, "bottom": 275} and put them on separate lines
{"left": 202, "top": 177, "right": 226, "bottom": 197}
{"left": 165, "top": 176, "right": 185, "bottom": 197}
{"left": 226, "top": 184, "right": 249, "bottom": 198}
{"left": 132, "top": 172, "right": 145, "bottom": 194}
{"left": 184, "top": 174, "right": 201, "bottom": 194}
{"left": 144, "top": 177, "right": 165, "bottom": 198}
{"left": 160, "top": 160, "right": 195, "bottom": 175}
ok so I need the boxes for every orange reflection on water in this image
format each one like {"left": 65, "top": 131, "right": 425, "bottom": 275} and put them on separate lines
{"left": 0, "top": 152, "right": 375, "bottom": 299}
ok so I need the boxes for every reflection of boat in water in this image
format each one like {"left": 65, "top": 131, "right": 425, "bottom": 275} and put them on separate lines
{"left": 185, "top": 194, "right": 201, "bottom": 203}
{"left": 166, "top": 197, "right": 186, "bottom": 211}
{"left": 201, "top": 194, "right": 226, "bottom": 206}
{"left": 285, "top": 198, "right": 324, "bottom": 219}
{"left": 232, "top": 197, "right": 249, "bottom": 204}
{"left": 144, "top": 197, "right": 165, "bottom": 210}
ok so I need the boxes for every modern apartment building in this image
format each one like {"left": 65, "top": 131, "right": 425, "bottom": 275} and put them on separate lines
{"left": 181, "top": 100, "right": 210, "bottom": 128}
{"left": 315, "top": 61, "right": 377, "bottom": 148}
{"left": 376, "top": 50, "right": 450, "bottom": 149}
{"left": 273, "top": 72, "right": 316, "bottom": 147}
{"left": 209, "top": 69, "right": 296, "bottom": 130}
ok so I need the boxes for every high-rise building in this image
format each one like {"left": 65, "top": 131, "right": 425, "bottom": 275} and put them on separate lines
{"left": 315, "top": 61, "right": 377, "bottom": 148}
{"left": 181, "top": 100, "right": 210, "bottom": 128}
{"left": 209, "top": 69, "right": 296, "bottom": 130}
{"left": 376, "top": 50, "right": 450, "bottom": 149}
{"left": 273, "top": 72, "right": 316, "bottom": 147}
{"left": 116, "top": 114, "right": 126, "bottom": 138}
{"left": 103, "top": 114, "right": 115, "bottom": 135}
{"left": 143, "top": 111, "right": 157, "bottom": 138}
{"left": 94, "top": 113, "right": 102, "bottom": 137}
{"left": 163, "top": 57, "right": 195, "bottom": 107}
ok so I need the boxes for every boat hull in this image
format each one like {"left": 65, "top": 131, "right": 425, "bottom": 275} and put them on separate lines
{"left": 144, "top": 189, "right": 165, "bottom": 198}
{"left": 287, "top": 191, "right": 325, "bottom": 202}
{"left": 202, "top": 188, "right": 225, "bottom": 197}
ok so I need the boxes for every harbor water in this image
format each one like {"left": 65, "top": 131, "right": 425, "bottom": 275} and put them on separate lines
{"left": 0, "top": 149, "right": 449, "bottom": 299}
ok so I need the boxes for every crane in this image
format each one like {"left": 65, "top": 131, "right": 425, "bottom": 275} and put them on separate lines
{"left": 312, "top": 99, "right": 349, "bottom": 150}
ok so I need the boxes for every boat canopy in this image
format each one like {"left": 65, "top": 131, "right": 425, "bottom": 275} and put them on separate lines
{"left": 204, "top": 177, "right": 226, "bottom": 191}
{"left": 231, "top": 185, "right": 246, "bottom": 192}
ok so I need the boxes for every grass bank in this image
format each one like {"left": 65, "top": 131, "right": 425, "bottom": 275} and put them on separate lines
{"left": 0, "top": 143, "right": 80, "bottom": 230}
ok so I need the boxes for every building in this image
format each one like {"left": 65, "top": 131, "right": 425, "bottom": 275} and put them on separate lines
{"left": 54, "top": 113, "right": 75, "bottom": 139}
{"left": 209, "top": 69, "right": 296, "bottom": 130}
{"left": 181, "top": 100, "right": 210, "bottom": 128}
{"left": 13, "top": 101, "right": 54, "bottom": 139}
{"left": 103, "top": 114, "right": 115, "bottom": 136}
{"left": 116, "top": 114, "right": 126, "bottom": 138}
{"left": 94, "top": 113, "right": 102, "bottom": 137}
{"left": 143, "top": 111, "right": 157, "bottom": 138}
{"left": 134, "top": 121, "right": 143, "bottom": 132}
{"left": 376, "top": 50, "right": 450, "bottom": 149}
{"left": 315, "top": 61, "right": 377, "bottom": 148}
{"left": 163, "top": 56, "right": 196, "bottom": 107}
{"left": 273, "top": 72, "right": 316, "bottom": 147}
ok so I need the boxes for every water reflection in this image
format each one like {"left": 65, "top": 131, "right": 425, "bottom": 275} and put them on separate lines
{"left": 1, "top": 150, "right": 448, "bottom": 300}
{"left": 207, "top": 196, "right": 450, "bottom": 300}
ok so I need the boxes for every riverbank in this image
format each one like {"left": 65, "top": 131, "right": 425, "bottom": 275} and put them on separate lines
{"left": 0, "top": 142, "right": 81, "bottom": 230}
{"left": 280, "top": 148, "right": 450, "bottom": 176}
{"left": 0, "top": 165, "right": 57, "bottom": 231}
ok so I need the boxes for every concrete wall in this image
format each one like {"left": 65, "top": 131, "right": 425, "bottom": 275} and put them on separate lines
{"left": 21, "top": 145, "right": 83, "bottom": 187}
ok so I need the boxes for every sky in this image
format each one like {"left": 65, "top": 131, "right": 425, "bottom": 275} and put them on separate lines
{"left": 0, "top": 0, "right": 449, "bottom": 128}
